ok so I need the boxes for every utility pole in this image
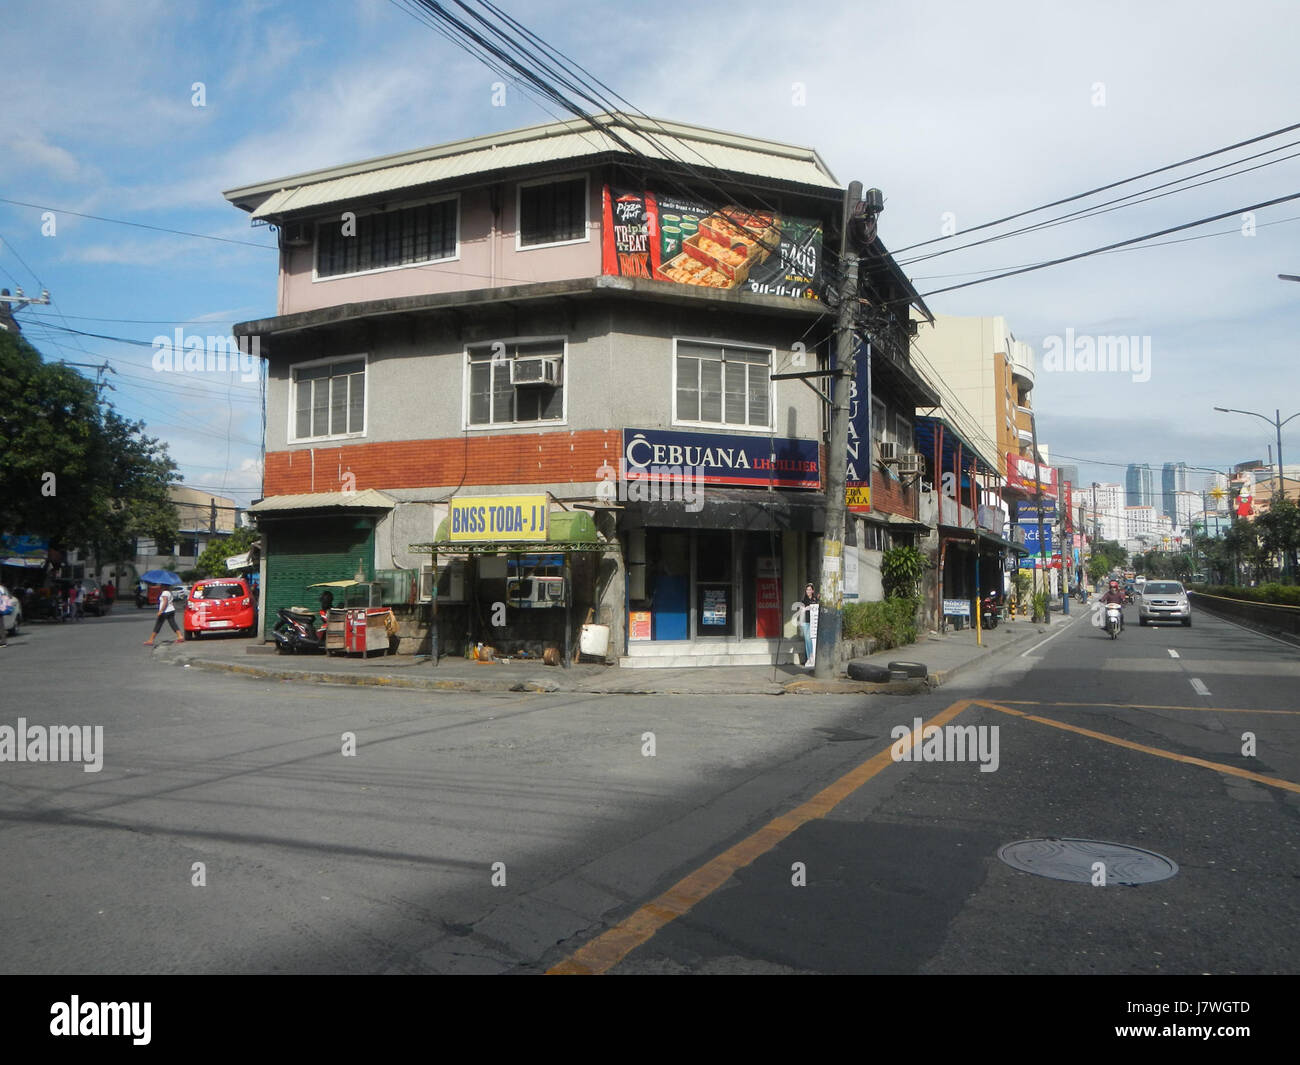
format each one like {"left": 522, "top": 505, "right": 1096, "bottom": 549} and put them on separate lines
{"left": 814, "top": 181, "right": 862, "bottom": 680}
{"left": 0, "top": 287, "right": 51, "bottom": 334}
{"left": 58, "top": 359, "right": 117, "bottom": 397}
{"left": 814, "top": 182, "right": 882, "bottom": 680}
{"left": 1028, "top": 411, "right": 1048, "bottom": 621}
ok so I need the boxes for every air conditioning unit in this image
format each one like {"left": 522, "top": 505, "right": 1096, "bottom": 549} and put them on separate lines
{"left": 506, "top": 575, "right": 566, "bottom": 608}
{"left": 435, "top": 559, "right": 466, "bottom": 603}
{"left": 510, "top": 357, "right": 561, "bottom": 387}
{"left": 279, "top": 222, "right": 313, "bottom": 247}
{"left": 877, "top": 440, "right": 900, "bottom": 464}
{"left": 897, "top": 452, "right": 924, "bottom": 477}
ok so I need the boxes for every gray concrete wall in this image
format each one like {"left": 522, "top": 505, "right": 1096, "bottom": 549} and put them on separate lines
{"left": 265, "top": 298, "right": 824, "bottom": 452}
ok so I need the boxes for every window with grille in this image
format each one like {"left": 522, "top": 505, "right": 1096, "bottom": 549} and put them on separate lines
{"left": 518, "top": 177, "right": 587, "bottom": 247}
{"left": 674, "top": 340, "right": 773, "bottom": 429}
{"left": 292, "top": 358, "right": 366, "bottom": 441}
{"left": 315, "top": 199, "right": 457, "bottom": 278}
{"left": 466, "top": 339, "right": 565, "bottom": 427}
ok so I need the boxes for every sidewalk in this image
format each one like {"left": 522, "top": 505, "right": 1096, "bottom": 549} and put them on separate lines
{"left": 156, "top": 613, "right": 1056, "bottom": 696}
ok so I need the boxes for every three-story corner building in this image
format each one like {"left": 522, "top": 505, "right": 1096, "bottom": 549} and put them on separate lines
{"left": 224, "top": 114, "right": 935, "bottom": 666}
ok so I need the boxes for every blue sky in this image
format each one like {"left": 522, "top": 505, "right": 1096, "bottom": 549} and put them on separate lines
{"left": 3, "top": 0, "right": 1298, "bottom": 506}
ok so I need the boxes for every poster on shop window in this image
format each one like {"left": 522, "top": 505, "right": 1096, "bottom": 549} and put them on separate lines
{"left": 602, "top": 186, "right": 823, "bottom": 300}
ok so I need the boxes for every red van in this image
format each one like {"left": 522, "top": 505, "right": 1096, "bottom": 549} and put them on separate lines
{"left": 183, "top": 577, "right": 257, "bottom": 637}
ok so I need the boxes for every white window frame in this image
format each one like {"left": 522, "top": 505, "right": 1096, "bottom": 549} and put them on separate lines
{"left": 871, "top": 397, "right": 887, "bottom": 444}
{"left": 671, "top": 337, "right": 776, "bottom": 431}
{"left": 311, "top": 193, "right": 461, "bottom": 283}
{"left": 893, "top": 413, "right": 913, "bottom": 450}
{"left": 287, "top": 353, "right": 369, "bottom": 443}
{"left": 462, "top": 336, "right": 569, "bottom": 430}
{"left": 515, "top": 173, "right": 590, "bottom": 251}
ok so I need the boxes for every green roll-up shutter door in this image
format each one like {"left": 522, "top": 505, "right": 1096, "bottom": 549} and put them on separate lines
{"left": 264, "top": 517, "right": 376, "bottom": 625}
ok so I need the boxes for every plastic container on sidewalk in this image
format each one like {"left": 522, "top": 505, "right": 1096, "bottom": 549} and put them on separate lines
{"left": 579, "top": 624, "right": 610, "bottom": 657}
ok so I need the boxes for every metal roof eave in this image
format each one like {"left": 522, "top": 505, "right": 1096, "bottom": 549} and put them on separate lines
{"left": 225, "top": 114, "right": 841, "bottom": 220}
{"left": 232, "top": 275, "right": 826, "bottom": 343}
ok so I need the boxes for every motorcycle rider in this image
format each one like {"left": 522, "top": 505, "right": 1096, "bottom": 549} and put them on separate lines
{"left": 1099, "top": 579, "right": 1126, "bottom": 630}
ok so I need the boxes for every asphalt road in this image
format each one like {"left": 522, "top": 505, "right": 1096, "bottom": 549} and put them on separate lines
{"left": 0, "top": 602, "right": 1296, "bottom": 976}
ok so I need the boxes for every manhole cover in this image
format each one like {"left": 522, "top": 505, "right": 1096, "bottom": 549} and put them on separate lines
{"left": 998, "top": 838, "right": 1178, "bottom": 885}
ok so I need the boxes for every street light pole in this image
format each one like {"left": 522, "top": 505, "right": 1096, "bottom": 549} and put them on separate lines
{"left": 1214, "top": 406, "right": 1300, "bottom": 580}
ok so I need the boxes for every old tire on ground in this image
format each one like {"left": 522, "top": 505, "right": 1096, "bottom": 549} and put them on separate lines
{"left": 846, "top": 661, "right": 891, "bottom": 683}
{"left": 888, "top": 660, "right": 928, "bottom": 679}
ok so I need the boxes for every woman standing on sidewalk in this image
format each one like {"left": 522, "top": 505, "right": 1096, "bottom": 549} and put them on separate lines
{"left": 144, "top": 586, "right": 182, "bottom": 645}
{"left": 798, "top": 583, "right": 819, "bottom": 668}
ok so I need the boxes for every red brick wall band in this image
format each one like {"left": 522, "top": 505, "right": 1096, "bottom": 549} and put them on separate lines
{"left": 264, "top": 430, "right": 623, "bottom": 495}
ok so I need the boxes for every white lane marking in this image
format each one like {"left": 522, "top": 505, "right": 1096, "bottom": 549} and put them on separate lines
{"left": 1020, "top": 617, "right": 1077, "bottom": 658}
{"left": 1190, "top": 678, "right": 1211, "bottom": 696}
{"left": 1168, "top": 649, "right": 1180, "bottom": 658}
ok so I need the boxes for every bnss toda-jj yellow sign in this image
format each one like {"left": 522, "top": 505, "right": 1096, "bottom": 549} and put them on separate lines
{"left": 448, "top": 496, "right": 549, "bottom": 542}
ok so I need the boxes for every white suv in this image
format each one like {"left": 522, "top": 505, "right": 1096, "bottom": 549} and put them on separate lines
{"left": 1138, "top": 580, "right": 1191, "bottom": 626}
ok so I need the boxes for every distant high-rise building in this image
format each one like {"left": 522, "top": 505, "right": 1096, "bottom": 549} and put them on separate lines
{"left": 1089, "top": 482, "right": 1125, "bottom": 542}
{"left": 1161, "top": 462, "right": 1190, "bottom": 520}
{"left": 1126, "top": 463, "right": 1156, "bottom": 509}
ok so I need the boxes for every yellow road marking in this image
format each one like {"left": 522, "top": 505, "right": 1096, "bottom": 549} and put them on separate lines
{"left": 548, "top": 699, "right": 975, "bottom": 975}
{"left": 976, "top": 700, "right": 1300, "bottom": 794}
{"left": 995, "top": 700, "right": 1300, "bottom": 715}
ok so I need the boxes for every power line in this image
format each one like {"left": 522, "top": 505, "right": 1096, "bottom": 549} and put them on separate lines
{"left": 917, "top": 190, "right": 1300, "bottom": 298}
{"left": 892, "top": 119, "right": 1300, "bottom": 256}
{"left": 910, "top": 212, "right": 1300, "bottom": 280}
{"left": 0, "top": 197, "right": 276, "bottom": 250}
{"left": 900, "top": 140, "right": 1300, "bottom": 267}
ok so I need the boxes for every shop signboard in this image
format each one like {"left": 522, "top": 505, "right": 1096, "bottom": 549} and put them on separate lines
{"left": 449, "top": 495, "right": 549, "bottom": 542}
{"left": 1016, "top": 501, "right": 1057, "bottom": 522}
{"left": 622, "top": 429, "right": 819, "bottom": 490}
{"left": 1020, "top": 523, "right": 1053, "bottom": 554}
{"left": 602, "top": 186, "right": 823, "bottom": 301}
{"left": 1006, "top": 452, "right": 1058, "bottom": 497}
{"left": 943, "top": 598, "right": 972, "bottom": 617}
{"left": 846, "top": 338, "right": 871, "bottom": 512}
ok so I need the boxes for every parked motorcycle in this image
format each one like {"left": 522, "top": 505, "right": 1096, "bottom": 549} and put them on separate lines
{"left": 1105, "top": 603, "right": 1123, "bottom": 639}
{"left": 271, "top": 607, "right": 327, "bottom": 654}
{"left": 980, "top": 594, "right": 999, "bottom": 630}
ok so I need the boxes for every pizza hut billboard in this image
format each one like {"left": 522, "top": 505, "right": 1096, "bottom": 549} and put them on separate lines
{"left": 601, "top": 186, "right": 823, "bottom": 301}
{"left": 1006, "top": 452, "right": 1058, "bottom": 497}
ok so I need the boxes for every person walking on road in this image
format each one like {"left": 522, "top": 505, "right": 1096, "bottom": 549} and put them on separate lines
{"left": 144, "top": 585, "right": 181, "bottom": 645}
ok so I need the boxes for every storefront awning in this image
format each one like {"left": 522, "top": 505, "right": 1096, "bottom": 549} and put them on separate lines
{"left": 247, "top": 489, "right": 395, "bottom": 514}
{"left": 914, "top": 416, "right": 997, "bottom": 479}
{"left": 618, "top": 488, "right": 826, "bottom": 532}
{"left": 939, "top": 524, "right": 1026, "bottom": 553}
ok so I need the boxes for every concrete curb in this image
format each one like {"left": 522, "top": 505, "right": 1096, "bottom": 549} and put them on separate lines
{"left": 166, "top": 620, "right": 1055, "bottom": 697}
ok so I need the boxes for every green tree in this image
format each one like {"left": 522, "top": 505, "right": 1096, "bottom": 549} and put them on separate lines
{"left": 0, "top": 329, "right": 179, "bottom": 560}
{"left": 881, "top": 545, "right": 928, "bottom": 599}
{"left": 1254, "top": 499, "right": 1300, "bottom": 582}
{"left": 1086, "top": 539, "right": 1127, "bottom": 581}
{"left": 193, "top": 527, "right": 260, "bottom": 579}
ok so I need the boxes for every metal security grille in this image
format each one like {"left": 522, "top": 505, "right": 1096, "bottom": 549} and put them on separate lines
{"left": 263, "top": 517, "right": 375, "bottom": 628}
{"left": 316, "top": 200, "right": 457, "bottom": 277}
